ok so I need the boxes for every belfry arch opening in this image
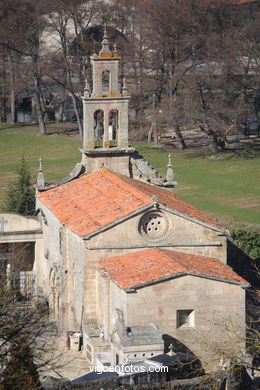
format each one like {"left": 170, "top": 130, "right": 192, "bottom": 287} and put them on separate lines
{"left": 102, "top": 70, "right": 110, "bottom": 97}
{"left": 109, "top": 109, "right": 118, "bottom": 145}
{"left": 94, "top": 110, "right": 104, "bottom": 146}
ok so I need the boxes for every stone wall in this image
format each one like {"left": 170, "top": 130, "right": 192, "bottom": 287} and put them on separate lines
{"left": 66, "top": 229, "right": 85, "bottom": 331}
{"left": 0, "top": 212, "right": 43, "bottom": 298}
{"left": 0, "top": 213, "right": 41, "bottom": 233}
{"left": 92, "top": 266, "right": 246, "bottom": 371}
{"left": 125, "top": 275, "right": 245, "bottom": 371}
{"left": 87, "top": 206, "right": 227, "bottom": 263}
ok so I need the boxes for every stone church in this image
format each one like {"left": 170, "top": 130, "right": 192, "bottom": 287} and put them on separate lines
{"left": 0, "top": 28, "right": 249, "bottom": 371}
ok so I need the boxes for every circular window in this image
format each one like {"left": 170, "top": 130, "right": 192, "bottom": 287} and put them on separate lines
{"left": 138, "top": 211, "right": 169, "bottom": 241}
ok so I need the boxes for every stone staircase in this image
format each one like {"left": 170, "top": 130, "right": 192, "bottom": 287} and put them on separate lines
{"left": 130, "top": 152, "right": 166, "bottom": 186}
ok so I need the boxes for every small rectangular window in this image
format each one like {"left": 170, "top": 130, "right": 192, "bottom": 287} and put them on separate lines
{"left": 176, "top": 310, "right": 194, "bottom": 328}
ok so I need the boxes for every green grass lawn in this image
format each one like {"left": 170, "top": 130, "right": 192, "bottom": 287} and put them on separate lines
{"left": 0, "top": 124, "right": 259, "bottom": 231}
{"left": 0, "top": 124, "right": 81, "bottom": 204}
{"left": 134, "top": 143, "right": 260, "bottom": 230}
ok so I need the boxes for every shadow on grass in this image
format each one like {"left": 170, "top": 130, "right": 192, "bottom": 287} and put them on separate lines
{"left": 0, "top": 123, "right": 36, "bottom": 131}
{"left": 165, "top": 140, "right": 260, "bottom": 160}
{"left": 46, "top": 123, "right": 79, "bottom": 136}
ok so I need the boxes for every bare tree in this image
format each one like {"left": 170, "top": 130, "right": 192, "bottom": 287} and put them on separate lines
{"left": 46, "top": 0, "right": 99, "bottom": 137}
{"left": 0, "top": 0, "right": 49, "bottom": 134}
{"left": 0, "top": 251, "right": 65, "bottom": 389}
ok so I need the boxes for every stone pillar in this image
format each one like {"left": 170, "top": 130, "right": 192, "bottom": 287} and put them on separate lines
{"left": 34, "top": 235, "right": 44, "bottom": 294}
{"left": 104, "top": 277, "right": 110, "bottom": 339}
{"left": 103, "top": 109, "right": 109, "bottom": 149}
{"left": 118, "top": 102, "right": 129, "bottom": 148}
{"left": 84, "top": 104, "right": 95, "bottom": 149}
{"left": 109, "top": 64, "right": 119, "bottom": 96}
{"left": 92, "top": 62, "right": 102, "bottom": 97}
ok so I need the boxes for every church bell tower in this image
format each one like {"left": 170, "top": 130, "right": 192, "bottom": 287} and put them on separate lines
{"left": 81, "top": 27, "right": 135, "bottom": 176}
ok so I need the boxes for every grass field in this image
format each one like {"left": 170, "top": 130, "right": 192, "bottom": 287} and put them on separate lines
{"left": 0, "top": 124, "right": 259, "bottom": 231}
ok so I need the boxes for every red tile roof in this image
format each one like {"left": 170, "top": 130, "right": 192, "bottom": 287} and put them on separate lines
{"left": 98, "top": 248, "right": 248, "bottom": 289}
{"left": 112, "top": 171, "right": 224, "bottom": 229}
{"left": 37, "top": 168, "right": 224, "bottom": 237}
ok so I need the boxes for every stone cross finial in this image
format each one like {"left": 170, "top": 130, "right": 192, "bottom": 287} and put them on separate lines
{"left": 113, "top": 43, "right": 119, "bottom": 57}
{"left": 37, "top": 158, "right": 45, "bottom": 189}
{"left": 39, "top": 157, "right": 43, "bottom": 172}
{"left": 151, "top": 194, "right": 158, "bottom": 202}
{"left": 0, "top": 217, "right": 8, "bottom": 233}
{"left": 122, "top": 77, "right": 128, "bottom": 96}
{"left": 99, "top": 23, "right": 111, "bottom": 55}
{"left": 167, "top": 343, "right": 176, "bottom": 356}
{"left": 103, "top": 23, "right": 108, "bottom": 38}
{"left": 84, "top": 79, "right": 91, "bottom": 98}
{"left": 166, "top": 154, "right": 174, "bottom": 185}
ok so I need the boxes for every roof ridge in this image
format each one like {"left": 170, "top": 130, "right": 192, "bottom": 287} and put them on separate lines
{"left": 100, "top": 168, "right": 154, "bottom": 203}
{"left": 98, "top": 247, "right": 248, "bottom": 290}
{"left": 156, "top": 248, "right": 247, "bottom": 284}
{"left": 109, "top": 170, "right": 225, "bottom": 231}
{"left": 157, "top": 248, "right": 189, "bottom": 272}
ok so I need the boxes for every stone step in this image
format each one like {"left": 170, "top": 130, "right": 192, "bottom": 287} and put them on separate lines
{"left": 130, "top": 153, "right": 165, "bottom": 186}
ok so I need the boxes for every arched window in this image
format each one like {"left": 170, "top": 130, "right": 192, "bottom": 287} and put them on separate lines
{"left": 102, "top": 70, "right": 110, "bottom": 96}
{"left": 109, "top": 109, "right": 118, "bottom": 145}
{"left": 94, "top": 110, "right": 104, "bottom": 146}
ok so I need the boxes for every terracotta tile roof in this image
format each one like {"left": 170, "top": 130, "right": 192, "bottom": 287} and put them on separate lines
{"left": 98, "top": 248, "right": 248, "bottom": 289}
{"left": 37, "top": 169, "right": 151, "bottom": 237}
{"left": 111, "top": 171, "right": 224, "bottom": 230}
{"left": 37, "top": 168, "right": 224, "bottom": 237}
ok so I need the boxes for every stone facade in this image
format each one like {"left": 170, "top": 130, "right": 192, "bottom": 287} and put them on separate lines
{"left": 36, "top": 193, "right": 247, "bottom": 371}
{"left": 0, "top": 213, "right": 42, "bottom": 300}
{"left": 92, "top": 273, "right": 246, "bottom": 370}
{"left": 82, "top": 26, "right": 129, "bottom": 152}
{"left": 34, "top": 28, "right": 248, "bottom": 374}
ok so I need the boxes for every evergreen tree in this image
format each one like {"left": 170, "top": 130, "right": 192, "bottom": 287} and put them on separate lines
{"left": 231, "top": 230, "right": 260, "bottom": 262}
{"left": 4, "top": 158, "right": 35, "bottom": 216}
{"left": 0, "top": 339, "right": 43, "bottom": 390}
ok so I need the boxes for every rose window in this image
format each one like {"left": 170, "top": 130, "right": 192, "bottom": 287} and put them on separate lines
{"left": 139, "top": 211, "right": 169, "bottom": 240}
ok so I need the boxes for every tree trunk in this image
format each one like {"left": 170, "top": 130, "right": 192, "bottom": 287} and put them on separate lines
{"left": 174, "top": 125, "right": 187, "bottom": 150}
{"left": 10, "top": 84, "right": 15, "bottom": 123}
{"left": 37, "top": 110, "right": 47, "bottom": 136}
{"left": 71, "top": 93, "right": 83, "bottom": 138}
{"left": 154, "top": 122, "right": 158, "bottom": 146}
{"left": 8, "top": 54, "right": 16, "bottom": 123}
{"left": 2, "top": 85, "right": 7, "bottom": 122}
{"left": 209, "top": 133, "right": 220, "bottom": 153}
{"left": 199, "top": 124, "right": 224, "bottom": 153}
{"left": 256, "top": 113, "right": 260, "bottom": 138}
{"left": 34, "top": 76, "right": 47, "bottom": 135}
{"left": 148, "top": 121, "right": 156, "bottom": 142}
{"left": 139, "top": 123, "right": 143, "bottom": 142}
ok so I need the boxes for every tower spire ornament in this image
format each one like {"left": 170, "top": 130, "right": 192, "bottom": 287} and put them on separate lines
{"left": 122, "top": 77, "right": 128, "bottom": 97}
{"left": 99, "top": 24, "right": 111, "bottom": 56}
{"left": 37, "top": 158, "right": 45, "bottom": 189}
{"left": 84, "top": 79, "right": 91, "bottom": 98}
{"left": 166, "top": 154, "right": 177, "bottom": 186}
{"left": 113, "top": 43, "right": 119, "bottom": 57}
{"left": 167, "top": 343, "right": 176, "bottom": 357}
